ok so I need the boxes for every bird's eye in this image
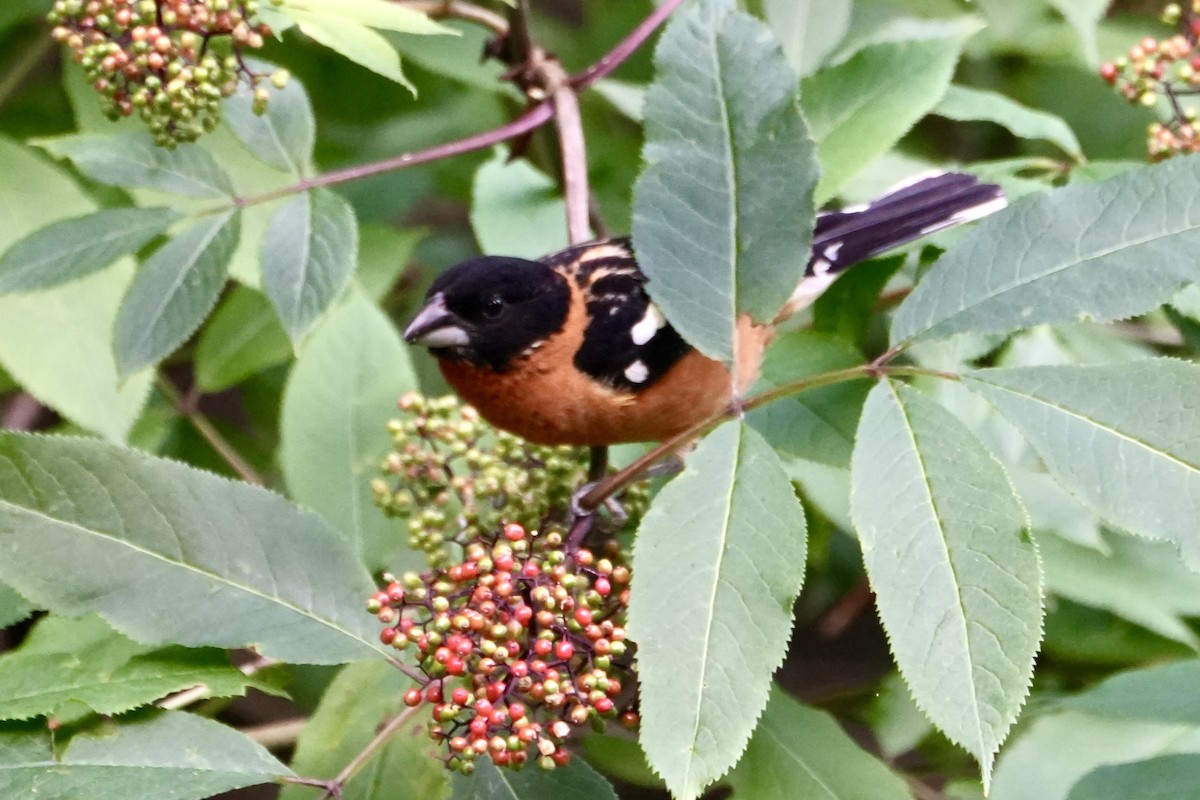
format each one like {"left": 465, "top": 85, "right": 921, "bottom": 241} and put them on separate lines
{"left": 482, "top": 295, "right": 504, "bottom": 319}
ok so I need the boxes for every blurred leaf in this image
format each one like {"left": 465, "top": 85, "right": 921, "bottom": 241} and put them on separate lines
{"left": 0, "top": 711, "right": 291, "bottom": 797}
{"left": 630, "top": 422, "right": 806, "bottom": 800}
{"left": 892, "top": 158, "right": 1200, "bottom": 346}
{"left": 0, "top": 208, "right": 180, "bottom": 294}
{"left": 114, "top": 210, "right": 240, "bottom": 377}
{"left": 802, "top": 19, "right": 979, "bottom": 201}
{"left": 1010, "top": 470, "right": 1104, "bottom": 551}
{"left": 391, "top": 20, "right": 514, "bottom": 94}
{"left": 280, "top": 291, "right": 420, "bottom": 572}
{"left": 472, "top": 149, "right": 573, "bottom": 259}
{"left": 811, "top": 255, "right": 903, "bottom": 348}
{"left": 278, "top": 661, "right": 447, "bottom": 800}
{"left": 0, "top": 615, "right": 279, "bottom": 721}
{"left": 1068, "top": 753, "right": 1200, "bottom": 800}
{"left": 965, "top": 361, "right": 1200, "bottom": 572}
{"left": 224, "top": 75, "right": 315, "bottom": 177}
{"left": 1040, "top": 530, "right": 1200, "bottom": 649}
{"left": 36, "top": 132, "right": 234, "bottom": 198}
{"left": 865, "top": 672, "right": 934, "bottom": 760}
{"left": 357, "top": 224, "right": 424, "bottom": 303}
{"left": 991, "top": 710, "right": 1200, "bottom": 800}
{"left": 279, "top": 0, "right": 456, "bottom": 35}
{"left": 579, "top": 736, "right": 660, "bottom": 789}
{"left": 262, "top": 189, "right": 358, "bottom": 343}
{"left": 449, "top": 756, "right": 617, "bottom": 800}
{"left": 1045, "top": 0, "right": 1106, "bottom": 64}
{"left": 0, "top": 582, "right": 32, "bottom": 629}
{"left": 0, "top": 434, "right": 386, "bottom": 665}
{"left": 850, "top": 381, "right": 1041, "bottom": 786}
{"left": 1061, "top": 660, "right": 1200, "bottom": 726}
{"left": 0, "top": 138, "right": 151, "bottom": 442}
{"left": 0, "top": 0, "right": 42, "bottom": 33}
{"left": 195, "top": 286, "right": 292, "bottom": 392}
{"left": 757, "top": 0, "right": 854, "bottom": 77}
{"left": 291, "top": 10, "right": 418, "bottom": 93}
{"left": 747, "top": 331, "right": 869, "bottom": 469}
{"left": 933, "top": 85, "right": 1082, "bottom": 158}
{"left": 633, "top": 0, "right": 817, "bottom": 364}
{"left": 592, "top": 79, "right": 646, "bottom": 121}
{"left": 727, "top": 685, "right": 912, "bottom": 799}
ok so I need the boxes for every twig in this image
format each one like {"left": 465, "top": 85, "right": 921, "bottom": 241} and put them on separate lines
{"left": 397, "top": 0, "right": 508, "bottom": 36}
{"left": 577, "top": 362, "right": 959, "bottom": 511}
{"left": 243, "top": 717, "right": 308, "bottom": 750}
{"left": 545, "top": 58, "right": 591, "bottom": 245}
{"left": 228, "top": 0, "right": 684, "bottom": 211}
{"left": 317, "top": 704, "right": 424, "bottom": 799}
{"left": 1, "top": 393, "right": 46, "bottom": 431}
{"left": 0, "top": 37, "right": 52, "bottom": 111}
{"left": 155, "top": 374, "right": 265, "bottom": 486}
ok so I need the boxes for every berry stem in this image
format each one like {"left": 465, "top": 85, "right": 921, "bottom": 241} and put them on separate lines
{"left": 317, "top": 703, "right": 424, "bottom": 800}
{"left": 397, "top": 0, "right": 509, "bottom": 36}
{"left": 154, "top": 373, "right": 265, "bottom": 486}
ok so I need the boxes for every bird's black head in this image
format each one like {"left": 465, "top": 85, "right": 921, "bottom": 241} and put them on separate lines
{"left": 403, "top": 255, "right": 571, "bottom": 371}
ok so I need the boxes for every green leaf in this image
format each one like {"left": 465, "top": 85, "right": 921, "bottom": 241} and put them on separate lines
{"left": 850, "top": 381, "right": 1041, "bottom": 786}
{"left": 632, "top": 0, "right": 817, "bottom": 364}
{"left": 0, "top": 615, "right": 278, "bottom": 721}
{"left": 262, "top": 189, "right": 359, "bottom": 343}
{"left": 801, "top": 20, "right": 978, "bottom": 201}
{"left": 0, "top": 137, "right": 151, "bottom": 442}
{"left": 280, "top": 291, "right": 419, "bottom": 571}
{"left": 278, "top": 661, "right": 447, "bottom": 800}
{"left": 0, "top": 711, "right": 291, "bottom": 797}
{"left": 472, "top": 149, "right": 573, "bottom": 259}
{"left": 811, "top": 255, "right": 904, "bottom": 348}
{"left": 0, "top": 208, "right": 181, "bottom": 294}
{"left": 224, "top": 75, "right": 315, "bottom": 177}
{"left": 629, "top": 421, "right": 807, "bottom": 800}
{"left": 1040, "top": 530, "right": 1200, "bottom": 648}
{"left": 0, "top": 583, "right": 32, "bottom": 629}
{"left": 0, "top": 434, "right": 386, "bottom": 665}
{"left": 727, "top": 685, "right": 913, "bottom": 800}
{"left": 36, "top": 132, "right": 234, "bottom": 197}
{"left": 114, "top": 210, "right": 240, "bottom": 377}
{"left": 891, "top": 157, "right": 1200, "bottom": 346}
{"left": 1068, "top": 754, "right": 1200, "bottom": 800}
{"left": 1061, "top": 660, "right": 1200, "bottom": 726}
{"left": 357, "top": 224, "right": 425, "bottom": 303}
{"left": 290, "top": 10, "right": 417, "bottom": 93}
{"left": 1045, "top": 0, "right": 1107, "bottom": 63}
{"left": 933, "top": 85, "right": 1082, "bottom": 158}
{"left": 278, "top": 0, "right": 455, "bottom": 35}
{"left": 964, "top": 360, "right": 1200, "bottom": 571}
{"left": 194, "top": 286, "right": 293, "bottom": 393}
{"left": 449, "top": 756, "right": 617, "bottom": 800}
{"left": 746, "top": 331, "right": 869, "bottom": 469}
{"left": 756, "top": 0, "right": 853, "bottom": 77}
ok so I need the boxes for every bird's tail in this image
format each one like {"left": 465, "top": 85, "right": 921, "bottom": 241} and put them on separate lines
{"left": 779, "top": 172, "right": 1006, "bottom": 320}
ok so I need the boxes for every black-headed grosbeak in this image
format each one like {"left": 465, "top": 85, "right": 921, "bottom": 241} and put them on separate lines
{"left": 404, "top": 172, "right": 1004, "bottom": 446}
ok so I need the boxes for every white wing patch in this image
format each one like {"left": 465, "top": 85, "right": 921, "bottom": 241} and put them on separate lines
{"left": 624, "top": 360, "right": 649, "bottom": 384}
{"left": 630, "top": 303, "right": 666, "bottom": 345}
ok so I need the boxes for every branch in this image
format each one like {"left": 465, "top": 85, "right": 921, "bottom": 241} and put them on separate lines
{"left": 316, "top": 704, "right": 425, "bottom": 799}
{"left": 396, "top": 0, "right": 508, "bottom": 36}
{"left": 546, "top": 58, "right": 591, "bottom": 245}
{"left": 155, "top": 374, "right": 266, "bottom": 486}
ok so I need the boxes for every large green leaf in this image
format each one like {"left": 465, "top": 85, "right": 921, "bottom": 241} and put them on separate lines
{"left": 36, "top": 132, "right": 234, "bottom": 197}
{"left": 933, "top": 85, "right": 1082, "bottom": 158}
{"left": 754, "top": 0, "right": 853, "bottom": 77}
{"left": 964, "top": 361, "right": 1200, "bottom": 571}
{"left": 629, "top": 422, "right": 807, "bottom": 800}
{"left": 278, "top": 0, "right": 455, "bottom": 34}
{"left": 1068, "top": 754, "right": 1200, "bottom": 800}
{"left": 1045, "top": 0, "right": 1107, "bottom": 63}
{"left": 448, "top": 757, "right": 617, "bottom": 800}
{"left": 194, "top": 286, "right": 292, "bottom": 392}
{"left": 0, "top": 583, "right": 32, "bottom": 629}
{"left": 280, "top": 291, "right": 419, "bottom": 572}
{"left": 289, "top": 10, "right": 417, "bottom": 92}
{"left": 278, "top": 661, "right": 446, "bottom": 800}
{"left": 801, "top": 19, "right": 978, "bottom": 201}
{"left": 0, "top": 434, "right": 386, "bottom": 665}
{"left": 472, "top": 149, "right": 572, "bottom": 259}
{"left": 850, "top": 381, "right": 1041, "bottom": 786}
{"left": 224, "top": 75, "right": 315, "bottom": 177}
{"left": 0, "top": 138, "right": 151, "bottom": 442}
{"left": 892, "top": 157, "right": 1200, "bottom": 346}
{"left": 0, "top": 208, "right": 181, "bottom": 294}
{"left": 1061, "top": 660, "right": 1200, "bottom": 726}
{"left": 261, "top": 189, "right": 359, "bottom": 343}
{"left": 1040, "top": 530, "right": 1200, "bottom": 648}
{"left": 0, "top": 615, "right": 278, "bottom": 721}
{"left": 114, "top": 210, "right": 240, "bottom": 377}
{"left": 632, "top": 0, "right": 817, "bottom": 364}
{"left": 726, "top": 685, "right": 912, "bottom": 799}
{"left": 0, "top": 711, "right": 291, "bottom": 797}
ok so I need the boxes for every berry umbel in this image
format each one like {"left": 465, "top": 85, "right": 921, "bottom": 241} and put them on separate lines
{"left": 47, "top": 0, "right": 284, "bottom": 148}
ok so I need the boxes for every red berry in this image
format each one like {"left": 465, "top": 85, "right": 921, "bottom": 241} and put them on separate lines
{"left": 594, "top": 697, "right": 614, "bottom": 713}
{"left": 425, "top": 684, "right": 443, "bottom": 704}
{"left": 509, "top": 702, "right": 527, "bottom": 720}
{"left": 446, "top": 656, "right": 466, "bottom": 676}
{"left": 1100, "top": 62, "right": 1118, "bottom": 83}
{"left": 533, "top": 639, "right": 553, "bottom": 657}
{"left": 504, "top": 523, "right": 525, "bottom": 541}
{"left": 486, "top": 681, "right": 506, "bottom": 702}
{"left": 451, "top": 687, "right": 470, "bottom": 705}
{"left": 380, "top": 627, "right": 397, "bottom": 644}
{"left": 594, "top": 577, "right": 611, "bottom": 596}
{"left": 404, "top": 688, "right": 422, "bottom": 707}
{"left": 574, "top": 607, "right": 593, "bottom": 626}
{"left": 554, "top": 640, "right": 574, "bottom": 660}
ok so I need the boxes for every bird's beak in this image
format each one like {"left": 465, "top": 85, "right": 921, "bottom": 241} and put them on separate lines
{"left": 404, "top": 293, "right": 471, "bottom": 348}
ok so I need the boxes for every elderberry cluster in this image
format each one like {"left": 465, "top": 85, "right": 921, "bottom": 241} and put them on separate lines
{"left": 47, "top": 0, "right": 284, "bottom": 148}
{"left": 372, "top": 393, "right": 646, "bottom": 567}
{"left": 366, "top": 522, "right": 637, "bottom": 773}
{"left": 1101, "top": 3, "right": 1200, "bottom": 159}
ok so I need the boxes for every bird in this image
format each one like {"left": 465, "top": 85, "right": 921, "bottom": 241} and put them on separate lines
{"left": 404, "top": 172, "right": 1005, "bottom": 447}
